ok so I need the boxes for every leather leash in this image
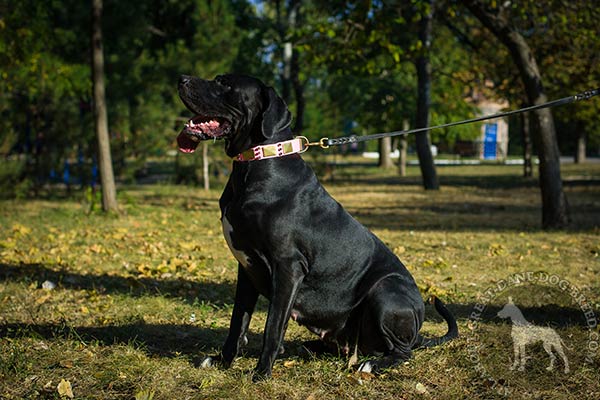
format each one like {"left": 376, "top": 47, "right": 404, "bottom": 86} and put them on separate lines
{"left": 302, "top": 87, "right": 600, "bottom": 150}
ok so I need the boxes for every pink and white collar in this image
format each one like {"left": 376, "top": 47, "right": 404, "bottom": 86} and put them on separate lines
{"left": 234, "top": 137, "right": 308, "bottom": 162}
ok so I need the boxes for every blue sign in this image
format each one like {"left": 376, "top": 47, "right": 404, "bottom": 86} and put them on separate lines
{"left": 483, "top": 123, "right": 497, "bottom": 160}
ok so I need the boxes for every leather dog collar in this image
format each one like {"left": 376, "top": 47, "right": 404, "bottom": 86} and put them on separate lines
{"left": 234, "top": 137, "right": 308, "bottom": 162}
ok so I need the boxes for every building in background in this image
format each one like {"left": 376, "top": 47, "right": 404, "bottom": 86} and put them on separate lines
{"left": 475, "top": 98, "right": 509, "bottom": 160}
{"left": 455, "top": 86, "right": 509, "bottom": 160}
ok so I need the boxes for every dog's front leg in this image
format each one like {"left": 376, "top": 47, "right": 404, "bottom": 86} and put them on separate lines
{"left": 220, "top": 264, "right": 259, "bottom": 368}
{"left": 253, "top": 266, "right": 304, "bottom": 381}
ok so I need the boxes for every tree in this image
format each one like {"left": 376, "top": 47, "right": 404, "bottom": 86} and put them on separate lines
{"left": 532, "top": 1, "right": 600, "bottom": 163}
{"left": 92, "top": 0, "right": 118, "bottom": 212}
{"left": 461, "top": 0, "right": 569, "bottom": 228}
{"left": 274, "top": 0, "right": 306, "bottom": 134}
{"left": 308, "top": 1, "right": 479, "bottom": 184}
{"left": 414, "top": 0, "right": 439, "bottom": 189}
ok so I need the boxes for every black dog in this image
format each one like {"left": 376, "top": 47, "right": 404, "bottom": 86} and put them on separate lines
{"left": 177, "top": 74, "right": 457, "bottom": 380}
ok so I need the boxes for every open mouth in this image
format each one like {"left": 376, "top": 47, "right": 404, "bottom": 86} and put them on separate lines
{"left": 177, "top": 116, "right": 231, "bottom": 153}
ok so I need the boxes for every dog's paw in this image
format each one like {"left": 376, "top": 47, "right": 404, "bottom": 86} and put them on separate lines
{"left": 196, "top": 354, "right": 230, "bottom": 369}
{"left": 358, "top": 361, "right": 375, "bottom": 374}
{"left": 200, "top": 356, "right": 215, "bottom": 368}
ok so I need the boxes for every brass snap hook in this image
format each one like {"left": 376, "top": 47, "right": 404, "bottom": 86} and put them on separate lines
{"left": 297, "top": 136, "right": 329, "bottom": 152}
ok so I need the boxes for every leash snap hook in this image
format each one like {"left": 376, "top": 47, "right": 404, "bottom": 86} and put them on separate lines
{"left": 318, "top": 137, "right": 330, "bottom": 149}
{"left": 297, "top": 136, "right": 330, "bottom": 151}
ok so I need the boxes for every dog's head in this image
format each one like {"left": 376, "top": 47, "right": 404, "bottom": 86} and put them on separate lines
{"left": 177, "top": 74, "right": 292, "bottom": 157}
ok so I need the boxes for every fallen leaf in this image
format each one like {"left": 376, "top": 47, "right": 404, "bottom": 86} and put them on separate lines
{"left": 415, "top": 382, "right": 429, "bottom": 394}
{"left": 12, "top": 223, "right": 31, "bottom": 235}
{"left": 89, "top": 244, "right": 104, "bottom": 254}
{"left": 34, "top": 341, "right": 49, "bottom": 351}
{"left": 43, "top": 381, "right": 54, "bottom": 392}
{"left": 358, "top": 371, "right": 374, "bottom": 381}
{"left": 35, "top": 294, "right": 52, "bottom": 305}
{"left": 135, "top": 389, "right": 155, "bottom": 400}
{"left": 57, "top": 379, "right": 74, "bottom": 398}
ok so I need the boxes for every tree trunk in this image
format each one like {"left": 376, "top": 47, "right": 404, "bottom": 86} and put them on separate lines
{"left": 575, "top": 126, "right": 586, "bottom": 163}
{"left": 414, "top": 0, "right": 439, "bottom": 190}
{"left": 462, "top": 0, "right": 569, "bottom": 228}
{"left": 276, "top": 0, "right": 300, "bottom": 105}
{"left": 277, "top": 0, "right": 304, "bottom": 134}
{"left": 91, "top": 0, "right": 118, "bottom": 212}
{"left": 290, "top": 6, "right": 305, "bottom": 135}
{"left": 521, "top": 107, "right": 532, "bottom": 177}
{"left": 378, "top": 137, "right": 393, "bottom": 168}
{"left": 398, "top": 120, "right": 409, "bottom": 176}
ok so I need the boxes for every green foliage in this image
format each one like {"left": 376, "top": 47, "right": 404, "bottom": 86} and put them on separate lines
{"left": 0, "top": 0, "right": 245, "bottom": 194}
{"left": 305, "top": 1, "right": 480, "bottom": 148}
{"left": 0, "top": 159, "right": 28, "bottom": 199}
{"left": 1, "top": 0, "right": 599, "bottom": 198}
{"left": 451, "top": 0, "right": 600, "bottom": 153}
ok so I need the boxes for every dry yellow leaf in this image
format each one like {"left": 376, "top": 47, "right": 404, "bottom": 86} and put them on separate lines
{"left": 35, "top": 294, "right": 52, "bottom": 305}
{"left": 394, "top": 246, "right": 406, "bottom": 254}
{"left": 415, "top": 382, "right": 429, "bottom": 394}
{"left": 57, "top": 379, "right": 74, "bottom": 398}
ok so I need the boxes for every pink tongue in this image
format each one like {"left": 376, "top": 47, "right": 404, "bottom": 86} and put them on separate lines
{"left": 177, "top": 130, "right": 199, "bottom": 153}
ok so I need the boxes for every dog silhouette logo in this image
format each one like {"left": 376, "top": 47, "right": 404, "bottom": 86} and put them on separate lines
{"left": 497, "top": 297, "right": 570, "bottom": 374}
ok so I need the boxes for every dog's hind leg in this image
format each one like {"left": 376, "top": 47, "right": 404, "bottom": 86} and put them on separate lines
{"left": 357, "top": 352, "right": 409, "bottom": 374}
{"left": 356, "top": 276, "right": 422, "bottom": 374}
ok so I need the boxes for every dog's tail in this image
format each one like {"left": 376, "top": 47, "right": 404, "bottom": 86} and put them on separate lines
{"left": 414, "top": 296, "right": 459, "bottom": 349}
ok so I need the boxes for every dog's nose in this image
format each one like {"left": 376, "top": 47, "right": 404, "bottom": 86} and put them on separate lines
{"left": 179, "top": 75, "right": 192, "bottom": 87}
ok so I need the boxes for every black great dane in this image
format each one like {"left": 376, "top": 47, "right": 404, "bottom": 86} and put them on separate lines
{"left": 177, "top": 74, "right": 458, "bottom": 381}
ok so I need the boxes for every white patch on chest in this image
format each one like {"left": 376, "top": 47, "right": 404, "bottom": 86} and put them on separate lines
{"left": 221, "top": 215, "right": 251, "bottom": 267}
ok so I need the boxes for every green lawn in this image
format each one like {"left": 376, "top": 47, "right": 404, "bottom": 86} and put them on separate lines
{"left": 1, "top": 163, "right": 599, "bottom": 399}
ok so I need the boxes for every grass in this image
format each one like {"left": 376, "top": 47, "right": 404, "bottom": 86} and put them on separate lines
{"left": 1, "top": 161, "right": 599, "bottom": 399}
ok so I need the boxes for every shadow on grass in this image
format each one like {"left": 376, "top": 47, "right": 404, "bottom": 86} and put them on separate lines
{"left": 427, "top": 302, "right": 589, "bottom": 329}
{"left": 0, "top": 262, "right": 236, "bottom": 307}
{"left": 2, "top": 264, "right": 590, "bottom": 328}
{"left": 0, "top": 301, "right": 588, "bottom": 365}
{"left": 333, "top": 174, "right": 538, "bottom": 190}
{"left": 328, "top": 162, "right": 600, "bottom": 189}
{"left": 0, "top": 321, "right": 233, "bottom": 360}
{"left": 348, "top": 202, "right": 542, "bottom": 231}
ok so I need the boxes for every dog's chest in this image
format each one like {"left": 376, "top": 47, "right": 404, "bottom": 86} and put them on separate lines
{"left": 221, "top": 213, "right": 251, "bottom": 268}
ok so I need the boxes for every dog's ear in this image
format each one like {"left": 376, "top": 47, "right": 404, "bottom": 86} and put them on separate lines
{"left": 261, "top": 86, "right": 292, "bottom": 139}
